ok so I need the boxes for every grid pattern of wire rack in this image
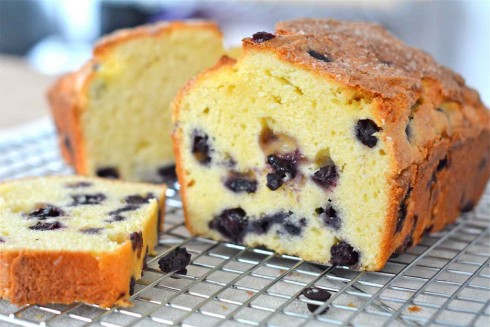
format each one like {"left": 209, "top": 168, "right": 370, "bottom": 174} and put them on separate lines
{"left": 0, "top": 121, "right": 489, "bottom": 327}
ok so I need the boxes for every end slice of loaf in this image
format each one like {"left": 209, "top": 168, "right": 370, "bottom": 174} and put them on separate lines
{"left": 48, "top": 20, "right": 227, "bottom": 183}
{"left": 0, "top": 176, "right": 166, "bottom": 307}
{"left": 172, "top": 19, "right": 490, "bottom": 271}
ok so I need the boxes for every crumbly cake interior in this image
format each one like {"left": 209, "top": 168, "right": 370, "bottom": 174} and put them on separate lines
{"left": 0, "top": 176, "right": 163, "bottom": 257}
{"left": 175, "top": 52, "right": 392, "bottom": 270}
{"left": 83, "top": 27, "right": 225, "bottom": 182}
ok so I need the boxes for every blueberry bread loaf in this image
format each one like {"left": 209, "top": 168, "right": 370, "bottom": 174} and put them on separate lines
{"left": 172, "top": 19, "right": 490, "bottom": 271}
{"left": 48, "top": 21, "right": 227, "bottom": 183}
{"left": 0, "top": 176, "right": 165, "bottom": 307}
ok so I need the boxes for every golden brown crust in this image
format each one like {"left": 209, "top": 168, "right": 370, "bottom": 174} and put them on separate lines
{"left": 0, "top": 245, "right": 133, "bottom": 308}
{"left": 48, "top": 20, "right": 223, "bottom": 176}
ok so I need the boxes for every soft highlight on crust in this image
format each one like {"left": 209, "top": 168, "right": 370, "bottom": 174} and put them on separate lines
{"left": 172, "top": 18, "right": 490, "bottom": 271}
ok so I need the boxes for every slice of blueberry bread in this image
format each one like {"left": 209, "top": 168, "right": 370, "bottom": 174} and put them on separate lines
{"left": 48, "top": 20, "right": 228, "bottom": 184}
{"left": 0, "top": 176, "right": 165, "bottom": 307}
{"left": 172, "top": 19, "right": 490, "bottom": 271}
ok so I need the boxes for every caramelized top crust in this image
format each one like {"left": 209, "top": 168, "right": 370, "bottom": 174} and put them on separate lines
{"left": 242, "top": 18, "right": 472, "bottom": 105}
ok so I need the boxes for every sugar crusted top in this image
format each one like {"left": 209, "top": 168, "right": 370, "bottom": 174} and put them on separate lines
{"left": 244, "top": 18, "right": 470, "bottom": 104}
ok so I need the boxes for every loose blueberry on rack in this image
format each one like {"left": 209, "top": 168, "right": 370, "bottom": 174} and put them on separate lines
{"left": 330, "top": 241, "right": 359, "bottom": 266}
{"left": 302, "top": 287, "right": 332, "bottom": 314}
{"left": 27, "top": 205, "right": 65, "bottom": 219}
{"left": 355, "top": 119, "right": 381, "bottom": 148}
{"left": 158, "top": 247, "right": 191, "bottom": 275}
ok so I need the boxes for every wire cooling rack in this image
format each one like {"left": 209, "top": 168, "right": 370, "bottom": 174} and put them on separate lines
{"left": 0, "top": 120, "right": 489, "bottom": 327}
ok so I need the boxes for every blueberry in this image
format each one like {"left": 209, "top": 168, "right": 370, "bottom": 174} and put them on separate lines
{"left": 106, "top": 205, "right": 140, "bottom": 222}
{"left": 405, "top": 121, "right": 412, "bottom": 141}
{"left": 283, "top": 218, "right": 306, "bottom": 236}
{"left": 312, "top": 162, "right": 338, "bottom": 189}
{"left": 251, "top": 31, "right": 276, "bottom": 43}
{"left": 143, "top": 246, "right": 149, "bottom": 270}
{"left": 330, "top": 241, "right": 359, "bottom": 266}
{"left": 224, "top": 174, "right": 257, "bottom": 193}
{"left": 27, "top": 205, "right": 65, "bottom": 219}
{"left": 130, "top": 231, "right": 143, "bottom": 258}
{"left": 158, "top": 247, "right": 191, "bottom": 273}
{"left": 29, "top": 221, "right": 63, "bottom": 231}
{"left": 96, "top": 167, "right": 119, "bottom": 179}
{"left": 125, "top": 193, "right": 155, "bottom": 205}
{"left": 396, "top": 187, "right": 412, "bottom": 233}
{"left": 80, "top": 227, "right": 103, "bottom": 234}
{"left": 65, "top": 181, "right": 92, "bottom": 188}
{"left": 192, "top": 130, "right": 212, "bottom": 165}
{"left": 266, "top": 173, "right": 284, "bottom": 190}
{"left": 266, "top": 155, "right": 297, "bottom": 191}
{"left": 129, "top": 277, "right": 136, "bottom": 296}
{"left": 157, "top": 165, "right": 177, "bottom": 184}
{"left": 209, "top": 208, "right": 248, "bottom": 243}
{"left": 71, "top": 193, "right": 106, "bottom": 205}
{"left": 307, "top": 49, "right": 332, "bottom": 63}
{"left": 355, "top": 119, "right": 381, "bottom": 148}
{"left": 318, "top": 203, "right": 341, "bottom": 230}
{"left": 0, "top": 237, "right": 5, "bottom": 243}
{"left": 461, "top": 201, "right": 475, "bottom": 213}
{"left": 302, "top": 287, "right": 331, "bottom": 314}
{"left": 437, "top": 157, "right": 448, "bottom": 171}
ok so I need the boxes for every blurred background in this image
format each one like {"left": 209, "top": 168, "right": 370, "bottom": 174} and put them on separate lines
{"left": 0, "top": 0, "right": 489, "bottom": 130}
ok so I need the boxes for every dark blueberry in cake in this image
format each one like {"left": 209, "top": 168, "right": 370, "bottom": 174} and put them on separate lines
{"left": 129, "top": 277, "right": 136, "bottom": 296}
{"left": 65, "top": 181, "right": 92, "bottom": 188}
{"left": 251, "top": 31, "right": 276, "bottom": 43}
{"left": 302, "top": 287, "right": 331, "bottom": 314}
{"left": 27, "top": 205, "right": 65, "bottom": 219}
{"left": 192, "top": 130, "right": 212, "bottom": 165}
{"left": 158, "top": 247, "right": 191, "bottom": 273}
{"left": 405, "top": 121, "right": 412, "bottom": 141}
{"left": 266, "top": 155, "right": 297, "bottom": 190}
{"left": 29, "top": 221, "right": 63, "bottom": 231}
{"left": 63, "top": 135, "right": 73, "bottom": 155}
{"left": 396, "top": 186, "right": 412, "bottom": 233}
{"left": 283, "top": 218, "right": 306, "bottom": 236}
{"left": 312, "top": 161, "right": 338, "bottom": 189}
{"left": 125, "top": 193, "right": 155, "bottom": 205}
{"left": 130, "top": 231, "right": 143, "bottom": 258}
{"left": 108, "top": 215, "right": 126, "bottom": 222}
{"left": 209, "top": 208, "right": 248, "bottom": 243}
{"left": 319, "top": 203, "right": 341, "bottom": 231}
{"left": 80, "top": 227, "right": 103, "bottom": 234}
{"left": 71, "top": 193, "right": 106, "bottom": 206}
{"left": 437, "top": 156, "right": 448, "bottom": 171}
{"left": 424, "top": 225, "right": 434, "bottom": 235}
{"left": 0, "top": 237, "right": 5, "bottom": 243}
{"left": 157, "top": 165, "right": 178, "bottom": 185}
{"left": 249, "top": 211, "right": 290, "bottom": 234}
{"left": 108, "top": 205, "right": 140, "bottom": 216}
{"left": 266, "top": 173, "right": 283, "bottom": 190}
{"left": 461, "top": 201, "right": 475, "bottom": 213}
{"left": 307, "top": 49, "right": 332, "bottom": 63}
{"left": 224, "top": 173, "right": 257, "bottom": 194}
{"left": 355, "top": 119, "right": 381, "bottom": 148}
{"left": 330, "top": 241, "right": 359, "bottom": 266}
{"left": 96, "top": 167, "right": 119, "bottom": 179}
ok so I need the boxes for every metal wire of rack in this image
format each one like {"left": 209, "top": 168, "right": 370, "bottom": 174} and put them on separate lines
{"left": 0, "top": 120, "right": 489, "bottom": 327}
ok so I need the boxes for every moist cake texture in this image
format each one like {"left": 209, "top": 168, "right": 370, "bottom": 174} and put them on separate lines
{"left": 172, "top": 19, "right": 490, "bottom": 270}
{"left": 0, "top": 176, "right": 166, "bottom": 307}
{"left": 48, "top": 21, "right": 226, "bottom": 183}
